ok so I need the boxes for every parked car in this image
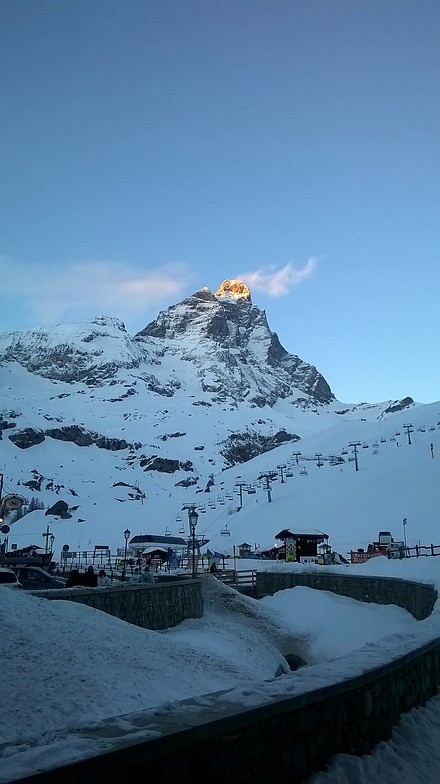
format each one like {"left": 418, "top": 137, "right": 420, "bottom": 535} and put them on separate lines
{"left": 0, "top": 567, "right": 23, "bottom": 589}
{"left": 11, "top": 566, "right": 66, "bottom": 590}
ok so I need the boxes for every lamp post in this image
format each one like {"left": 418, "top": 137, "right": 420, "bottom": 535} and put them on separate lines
{"left": 402, "top": 518, "right": 408, "bottom": 550}
{"left": 49, "top": 534, "right": 55, "bottom": 559}
{"left": 188, "top": 506, "right": 199, "bottom": 578}
{"left": 122, "top": 528, "right": 131, "bottom": 582}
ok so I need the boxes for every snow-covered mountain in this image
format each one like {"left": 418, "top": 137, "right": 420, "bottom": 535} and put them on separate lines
{"left": 1, "top": 279, "right": 432, "bottom": 559}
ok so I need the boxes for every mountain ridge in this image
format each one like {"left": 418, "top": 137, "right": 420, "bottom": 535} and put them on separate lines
{"left": 0, "top": 282, "right": 420, "bottom": 556}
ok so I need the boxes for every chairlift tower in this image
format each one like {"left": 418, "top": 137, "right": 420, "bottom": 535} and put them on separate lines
{"left": 234, "top": 480, "right": 247, "bottom": 509}
{"left": 403, "top": 424, "right": 413, "bottom": 445}
{"left": 292, "top": 451, "right": 302, "bottom": 466}
{"left": 277, "top": 464, "right": 287, "bottom": 483}
{"left": 348, "top": 442, "right": 362, "bottom": 471}
{"left": 258, "top": 471, "right": 278, "bottom": 503}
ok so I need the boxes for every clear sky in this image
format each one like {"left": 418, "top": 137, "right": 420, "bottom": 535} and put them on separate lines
{"left": 1, "top": 0, "right": 439, "bottom": 404}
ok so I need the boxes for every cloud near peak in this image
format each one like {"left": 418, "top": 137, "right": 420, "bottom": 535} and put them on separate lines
{"left": 238, "top": 258, "right": 318, "bottom": 296}
{"left": 0, "top": 256, "right": 194, "bottom": 331}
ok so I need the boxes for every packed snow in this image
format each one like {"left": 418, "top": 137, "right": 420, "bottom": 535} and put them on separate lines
{"left": 2, "top": 556, "right": 440, "bottom": 782}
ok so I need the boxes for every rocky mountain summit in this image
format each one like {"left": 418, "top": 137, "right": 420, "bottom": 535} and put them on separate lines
{"left": 0, "top": 280, "right": 418, "bottom": 553}
{"left": 0, "top": 282, "right": 333, "bottom": 407}
{"left": 136, "top": 282, "right": 333, "bottom": 407}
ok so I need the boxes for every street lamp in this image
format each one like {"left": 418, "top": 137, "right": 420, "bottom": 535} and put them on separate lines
{"left": 402, "top": 518, "right": 408, "bottom": 551}
{"left": 49, "top": 534, "right": 55, "bottom": 556}
{"left": 188, "top": 506, "right": 199, "bottom": 578}
{"left": 122, "top": 528, "right": 131, "bottom": 582}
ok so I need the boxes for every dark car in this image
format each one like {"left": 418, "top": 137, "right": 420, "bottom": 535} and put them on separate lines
{"left": 0, "top": 567, "right": 23, "bottom": 589}
{"left": 11, "top": 566, "right": 66, "bottom": 590}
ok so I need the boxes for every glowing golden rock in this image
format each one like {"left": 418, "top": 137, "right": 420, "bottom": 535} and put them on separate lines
{"left": 214, "top": 279, "right": 251, "bottom": 301}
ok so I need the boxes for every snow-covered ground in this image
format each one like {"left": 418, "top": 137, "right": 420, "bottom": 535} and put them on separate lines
{"left": 2, "top": 556, "right": 440, "bottom": 783}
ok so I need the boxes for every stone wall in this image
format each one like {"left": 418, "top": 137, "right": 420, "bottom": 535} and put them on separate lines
{"left": 32, "top": 577, "right": 203, "bottom": 630}
{"left": 21, "top": 572, "right": 440, "bottom": 784}
{"left": 255, "top": 570, "right": 438, "bottom": 620}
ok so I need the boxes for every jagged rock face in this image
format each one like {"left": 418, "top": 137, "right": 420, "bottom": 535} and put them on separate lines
{"left": 215, "top": 279, "right": 251, "bottom": 302}
{"left": 136, "top": 286, "right": 333, "bottom": 406}
{"left": 0, "top": 316, "right": 149, "bottom": 385}
{"left": 220, "top": 430, "right": 300, "bottom": 467}
{"left": 0, "top": 286, "right": 333, "bottom": 406}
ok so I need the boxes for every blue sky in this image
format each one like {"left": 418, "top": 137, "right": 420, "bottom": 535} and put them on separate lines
{"left": 1, "top": 0, "right": 439, "bottom": 404}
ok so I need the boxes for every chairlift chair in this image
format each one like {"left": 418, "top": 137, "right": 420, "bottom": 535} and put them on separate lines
{"left": 285, "top": 470, "right": 293, "bottom": 477}
{"left": 342, "top": 449, "right": 348, "bottom": 455}
{"left": 179, "top": 523, "right": 185, "bottom": 535}
{"left": 220, "top": 525, "right": 231, "bottom": 536}
{"left": 198, "top": 504, "right": 206, "bottom": 513}
{"left": 380, "top": 438, "right": 386, "bottom": 443}
{"left": 176, "top": 513, "right": 182, "bottom": 523}
{"left": 300, "top": 468, "right": 308, "bottom": 476}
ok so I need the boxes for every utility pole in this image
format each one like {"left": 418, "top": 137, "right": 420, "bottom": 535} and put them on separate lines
{"left": 403, "top": 424, "right": 413, "bottom": 445}
{"left": 277, "top": 464, "right": 287, "bottom": 483}
{"left": 292, "top": 451, "right": 302, "bottom": 466}
{"left": 42, "top": 524, "right": 52, "bottom": 554}
{"left": 258, "top": 472, "right": 278, "bottom": 503}
{"left": 349, "top": 442, "right": 362, "bottom": 471}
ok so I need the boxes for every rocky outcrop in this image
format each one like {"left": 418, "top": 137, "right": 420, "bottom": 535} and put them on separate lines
{"left": 9, "top": 428, "right": 45, "bottom": 449}
{"left": 9, "top": 425, "right": 130, "bottom": 451}
{"left": 220, "top": 429, "right": 300, "bottom": 467}
{"left": 139, "top": 456, "right": 195, "bottom": 473}
{"left": 383, "top": 397, "right": 414, "bottom": 414}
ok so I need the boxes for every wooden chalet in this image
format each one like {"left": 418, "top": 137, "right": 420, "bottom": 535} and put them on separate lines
{"left": 275, "top": 529, "right": 329, "bottom": 564}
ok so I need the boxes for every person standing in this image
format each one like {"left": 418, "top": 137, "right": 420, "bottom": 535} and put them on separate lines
{"left": 82, "top": 565, "right": 98, "bottom": 587}
{"left": 65, "top": 569, "right": 82, "bottom": 588}
{"left": 98, "top": 569, "right": 111, "bottom": 586}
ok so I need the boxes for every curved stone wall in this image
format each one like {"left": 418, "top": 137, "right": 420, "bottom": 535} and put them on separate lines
{"left": 254, "top": 570, "right": 438, "bottom": 620}
{"left": 31, "top": 577, "right": 203, "bottom": 630}
{"left": 21, "top": 572, "right": 440, "bottom": 784}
